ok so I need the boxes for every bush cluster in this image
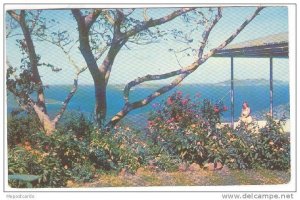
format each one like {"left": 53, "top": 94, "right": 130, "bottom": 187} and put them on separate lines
{"left": 147, "top": 91, "right": 290, "bottom": 170}
{"left": 7, "top": 91, "right": 290, "bottom": 188}
{"left": 8, "top": 114, "right": 144, "bottom": 187}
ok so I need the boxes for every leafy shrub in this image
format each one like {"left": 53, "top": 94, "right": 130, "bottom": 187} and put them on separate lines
{"left": 8, "top": 113, "right": 145, "bottom": 187}
{"left": 7, "top": 92, "right": 290, "bottom": 188}
{"left": 147, "top": 91, "right": 290, "bottom": 171}
{"left": 89, "top": 127, "right": 143, "bottom": 173}
{"left": 147, "top": 91, "right": 227, "bottom": 165}
{"left": 154, "top": 153, "right": 181, "bottom": 172}
{"left": 57, "top": 112, "right": 94, "bottom": 140}
{"left": 7, "top": 113, "right": 41, "bottom": 147}
{"left": 8, "top": 144, "right": 69, "bottom": 187}
{"left": 225, "top": 115, "right": 290, "bottom": 170}
{"left": 70, "top": 162, "right": 96, "bottom": 183}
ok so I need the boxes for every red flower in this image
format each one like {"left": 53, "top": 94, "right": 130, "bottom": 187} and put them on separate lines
{"left": 214, "top": 106, "right": 219, "bottom": 113}
{"left": 167, "top": 117, "right": 175, "bottom": 123}
{"left": 148, "top": 121, "right": 155, "bottom": 127}
{"left": 181, "top": 99, "right": 189, "bottom": 105}
{"left": 167, "top": 97, "right": 173, "bottom": 105}
{"left": 177, "top": 91, "right": 183, "bottom": 96}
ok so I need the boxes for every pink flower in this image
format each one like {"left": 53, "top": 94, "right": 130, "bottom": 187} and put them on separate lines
{"left": 167, "top": 97, "right": 173, "bottom": 105}
{"left": 214, "top": 106, "right": 219, "bottom": 113}
{"left": 223, "top": 106, "right": 228, "bottom": 111}
{"left": 181, "top": 99, "right": 189, "bottom": 105}
{"left": 167, "top": 118, "right": 175, "bottom": 123}
{"left": 177, "top": 91, "right": 183, "bottom": 96}
{"left": 148, "top": 121, "right": 155, "bottom": 127}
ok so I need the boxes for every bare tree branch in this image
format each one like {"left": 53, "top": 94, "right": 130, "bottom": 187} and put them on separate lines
{"left": 52, "top": 73, "right": 80, "bottom": 124}
{"left": 95, "top": 45, "right": 109, "bottom": 61}
{"left": 173, "top": 51, "right": 184, "bottom": 68}
{"left": 85, "top": 9, "right": 102, "bottom": 30}
{"left": 125, "top": 8, "right": 135, "bottom": 17}
{"left": 125, "top": 8, "right": 196, "bottom": 39}
{"left": 35, "top": 33, "right": 82, "bottom": 71}
{"left": 7, "top": 10, "right": 20, "bottom": 21}
{"left": 43, "top": 63, "right": 84, "bottom": 128}
{"left": 123, "top": 8, "right": 222, "bottom": 103}
{"left": 198, "top": 7, "right": 222, "bottom": 59}
{"left": 107, "top": 6, "right": 264, "bottom": 128}
{"left": 202, "top": 7, "right": 265, "bottom": 61}
{"left": 29, "top": 10, "right": 43, "bottom": 34}
{"left": 103, "top": 10, "right": 115, "bottom": 25}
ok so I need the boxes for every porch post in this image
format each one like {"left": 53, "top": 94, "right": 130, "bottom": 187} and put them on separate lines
{"left": 231, "top": 56, "right": 234, "bottom": 128}
{"left": 270, "top": 57, "right": 273, "bottom": 117}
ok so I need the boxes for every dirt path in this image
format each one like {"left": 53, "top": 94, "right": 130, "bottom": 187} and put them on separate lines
{"left": 70, "top": 169, "right": 290, "bottom": 187}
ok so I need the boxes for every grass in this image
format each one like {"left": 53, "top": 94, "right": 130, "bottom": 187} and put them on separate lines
{"left": 71, "top": 168, "right": 290, "bottom": 187}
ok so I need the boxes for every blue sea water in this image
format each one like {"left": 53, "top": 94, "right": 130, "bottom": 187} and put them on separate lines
{"left": 7, "top": 82, "right": 289, "bottom": 127}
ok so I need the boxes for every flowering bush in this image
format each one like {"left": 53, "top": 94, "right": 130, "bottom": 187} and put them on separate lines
{"left": 7, "top": 92, "right": 290, "bottom": 188}
{"left": 225, "top": 115, "right": 290, "bottom": 170}
{"left": 147, "top": 91, "right": 290, "bottom": 171}
{"left": 147, "top": 91, "right": 227, "bottom": 165}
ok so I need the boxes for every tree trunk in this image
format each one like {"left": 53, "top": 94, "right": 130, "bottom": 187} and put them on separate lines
{"left": 32, "top": 104, "right": 56, "bottom": 135}
{"left": 94, "top": 78, "right": 107, "bottom": 127}
{"left": 18, "top": 11, "right": 47, "bottom": 114}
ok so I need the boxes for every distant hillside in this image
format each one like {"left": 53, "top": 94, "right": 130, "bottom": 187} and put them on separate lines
{"left": 252, "top": 103, "right": 290, "bottom": 120}
{"left": 214, "top": 79, "right": 288, "bottom": 87}
{"left": 109, "top": 79, "right": 289, "bottom": 89}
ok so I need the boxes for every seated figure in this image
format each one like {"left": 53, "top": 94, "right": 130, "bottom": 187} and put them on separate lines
{"left": 239, "top": 101, "right": 253, "bottom": 124}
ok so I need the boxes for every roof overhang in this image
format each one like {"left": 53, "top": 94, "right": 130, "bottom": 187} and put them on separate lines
{"left": 213, "top": 32, "right": 288, "bottom": 58}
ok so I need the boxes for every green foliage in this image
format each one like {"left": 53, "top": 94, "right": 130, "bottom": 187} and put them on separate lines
{"left": 8, "top": 144, "right": 69, "bottom": 188}
{"left": 147, "top": 91, "right": 227, "bottom": 165}
{"left": 70, "top": 162, "right": 96, "bottom": 183}
{"left": 7, "top": 112, "right": 144, "bottom": 187}
{"left": 57, "top": 112, "right": 94, "bottom": 139}
{"left": 7, "top": 92, "right": 290, "bottom": 188}
{"left": 147, "top": 91, "right": 290, "bottom": 171}
{"left": 225, "top": 115, "right": 290, "bottom": 170}
{"left": 7, "top": 113, "right": 41, "bottom": 147}
{"left": 89, "top": 127, "right": 143, "bottom": 173}
{"left": 154, "top": 153, "right": 181, "bottom": 172}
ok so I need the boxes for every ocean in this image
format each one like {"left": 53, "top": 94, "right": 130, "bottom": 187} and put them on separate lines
{"left": 7, "top": 81, "right": 290, "bottom": 127}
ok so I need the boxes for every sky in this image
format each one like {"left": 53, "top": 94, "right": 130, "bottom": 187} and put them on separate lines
{"left": 6, "top": 6, "right": 289, "bottom": 86}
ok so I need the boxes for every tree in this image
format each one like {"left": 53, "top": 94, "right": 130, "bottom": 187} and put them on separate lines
{"left": 107, "top": 7, "right": 265, "bottom": 127}
{"left": 6, "top": 7, "right": 265, "bottom": 132}
{"left": 71, "top": 8, "right": 200, "bottom": 128}
{"left": 70, "top": 7, "right": 264, "bottom": 129}
{"left": 6, "top": 10, "right": 86, "bottom": 135}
